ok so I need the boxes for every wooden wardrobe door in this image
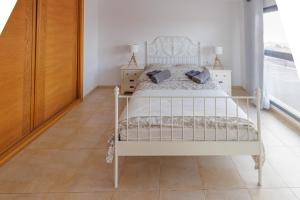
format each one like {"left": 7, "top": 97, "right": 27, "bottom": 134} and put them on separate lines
{"left": 34, "top": 0, "right": 79, "bottom": 127}
{"left": 0, "top": 0, "right": 35, "bottom": 152}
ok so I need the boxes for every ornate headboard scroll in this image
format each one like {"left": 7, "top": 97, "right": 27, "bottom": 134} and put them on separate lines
{"left": 146, "top": 36, "right": 201, "bottom": 66}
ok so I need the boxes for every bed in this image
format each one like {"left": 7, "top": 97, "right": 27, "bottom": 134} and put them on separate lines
{"left": 110, "top": 36, "right": 263, "bottom": 188}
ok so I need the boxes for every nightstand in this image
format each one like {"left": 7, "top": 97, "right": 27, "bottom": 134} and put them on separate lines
{"left": 207, "top": 67, "right": 232, "bottom": 95}
{"left": 120, "top": 65, "right": 145, "bottom": 94}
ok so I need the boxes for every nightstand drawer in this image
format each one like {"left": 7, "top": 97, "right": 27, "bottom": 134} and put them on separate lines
{"left": 120, "top": 65, "right": 145, "bottom": 94}
{"left": 124, "top": 70, "right": 142, "bottom": 79}
{"left": 126, "top": 79, "right": 137, "bottom": 84}
{"left": 124, "top": 84, "right": 136, "bottom": 92}
{"left": 124, "top": 75, "right": 138, "bottom": 84}
{"left": 209, "top": 69, "right": 232, "bottom": 95}
{"left": 211, "top": 71, "right": 230, "bottom": 80}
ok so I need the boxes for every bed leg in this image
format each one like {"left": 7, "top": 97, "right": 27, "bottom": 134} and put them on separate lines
{"left": 114, "top": 86, "right": 119, "bottom": 189}
{"left": 256, "top": 88, "right": 262, "bottom": 187}
{"left": 258, "top": 154, "right": 262, "bottom": 186}
{"left": 114, "top": 154, "right": 118, "bottom": 188}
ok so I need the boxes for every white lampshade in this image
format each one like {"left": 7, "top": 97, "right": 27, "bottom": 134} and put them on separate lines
{"left": 215, "top": 46, "right": 223, "bottom": 55}
{"left": 129, "top": 44, "right": 139, "bottom": 54}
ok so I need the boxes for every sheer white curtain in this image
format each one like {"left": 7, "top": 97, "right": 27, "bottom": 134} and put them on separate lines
{"left": 244, "top": 0, "right": 270, "bottom": 109}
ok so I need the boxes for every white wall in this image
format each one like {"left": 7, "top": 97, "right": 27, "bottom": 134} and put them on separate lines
{"left": 84, "top": 0, "right": 245, "bottom": 89}
{"left": 83, "top": 0, "right": 100, "bottom": 96}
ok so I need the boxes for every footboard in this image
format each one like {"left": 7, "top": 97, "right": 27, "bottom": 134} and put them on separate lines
{"left": 113, "top": 86, "right": 263, "bottom": 188}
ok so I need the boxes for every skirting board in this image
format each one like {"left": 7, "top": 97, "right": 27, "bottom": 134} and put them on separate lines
{"left": 98, "top": 85, "right": 116, "bottom": 89}
{"left": 0, "top": 99, "right": 81, "bottom": 166}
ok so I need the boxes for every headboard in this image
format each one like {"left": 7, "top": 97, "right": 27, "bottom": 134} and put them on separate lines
{"left": 146, "top": 36, "right": 201, "bottom": 66}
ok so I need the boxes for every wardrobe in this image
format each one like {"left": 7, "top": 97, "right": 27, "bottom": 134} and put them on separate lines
{"left": 0, "top": 0, "right": 83, "bottom": 163}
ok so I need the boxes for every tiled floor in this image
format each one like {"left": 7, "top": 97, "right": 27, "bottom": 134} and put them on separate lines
{"left": 0, "top": 87, "right": 299, "bottom": 200}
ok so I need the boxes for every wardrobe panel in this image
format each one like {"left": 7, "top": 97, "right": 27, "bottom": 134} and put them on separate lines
{"left": 34, "top": 0, "right": 79, "bottom": 127}
{"left": 0, "top": 0, "right": 35, "bottom": 152}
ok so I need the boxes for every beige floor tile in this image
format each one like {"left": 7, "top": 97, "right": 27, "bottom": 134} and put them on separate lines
{"left": 261, "top": 129, "right": 285, "bottom": 147}
{"left": 29, "top": 126, "right": 111, "bottom": 150}
{"left": 197, "top": 156, "right": 245, "bottom": 189}
{"left": 160, "top": 157, "right": 203, "bottom": 190}
{"left": 64, "top": 192, "right": 113, "bottom": 200}
{"left": 63, "top": 127, "right": 111, "bottom": 149}
{"left": 112, "top": 191, "right": 159, "bottom": 200}
{"left": 0, "top": 149, "right": 90, "bottom": 193}
{"left": 1, "top": 88, "right": 300, "bottom": 197}
{"left": 263, "top": 120, "right": 300, "bottom": 147}
{"left": 264, "top": 146, "right": 293, "bottom": 160}
{"left": 119, "top": 157, "right": 160, "bottom": 191}
{"left": 65, "top": 172, "right": 114, "bottom": 192}
{"left": 28, "top": 127, "right": 79, "bottom": 149}
{"left": 249, "top": 188, "right": 298, "bottom": 200}
{"left": 65, "top": 150, "right": 116, "bottom": 192}
{"left": 0, "top": 194, "right": 44, "bottom": 200}
{"left": 232, "top": 156, "right": 287, "bottom": 188}
{"left": 160, "top": 190, "right": 205, "bottom": 200}
{"left": 0, "top": 192, "right": 113, "bottom": 200}
{"left": 42, "top": 193, "right": 77, "bottom": 200}
{"left": 81, "top": 112, "right": 114, "bottom": 128}
{"left": 82, "top": 93, "right": 109, "bottom": 102}
{"left": 205, "top": 189, "right": 252, "bottom": 200}
{"left": 44, "top": 192, "right": 113, "bottom": 200}
{"left": 266, "top": 147, "right": 300, "bottom": 187}
{"left": 53, "top": 114, "right": 86, "bottom": 129}
{"left": 58, "top": 109, "right": 93, "bottom": 125}
{"left": 70, "top": 103, "right": 99, "bottom": 115}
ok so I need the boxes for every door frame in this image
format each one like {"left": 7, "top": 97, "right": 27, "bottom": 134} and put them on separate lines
{"left": 78, "top": 0, "right": 84, "bottom": 100}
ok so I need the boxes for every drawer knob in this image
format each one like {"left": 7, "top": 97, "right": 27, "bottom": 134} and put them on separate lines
{"left": 130, "top": 86, "right": 134, "bottom": 89}
{"left": 130, "top": 79, "right": 135, "bottom": 82}
{"left": 219, "top": 81, "right": 223, "bottom": 84}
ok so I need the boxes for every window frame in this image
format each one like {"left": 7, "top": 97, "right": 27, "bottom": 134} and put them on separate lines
{"left": 263, "top": 7, "right": 300, "bottom": 120}
{"left": 263, "top": 5, "right": 278, "bottom": 13}
{"left": 264, "top": 50, "right": 294, "bottom": 62}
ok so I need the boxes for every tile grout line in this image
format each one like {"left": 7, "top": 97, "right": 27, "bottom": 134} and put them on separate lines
{"left": 229, "top": 156, "right": 250, "bottom": 189}
{"left": 266, "top": 155, "right": 298, "bottom": 190}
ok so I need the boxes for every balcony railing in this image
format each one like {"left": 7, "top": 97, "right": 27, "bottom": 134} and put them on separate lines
{"left": 264, "top": 55, "right": 300, "bottom": 121}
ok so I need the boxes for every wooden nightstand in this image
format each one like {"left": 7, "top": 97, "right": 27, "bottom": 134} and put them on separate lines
{"left": 120, "top": 65, "right": 145, "bottom": 94}
{"left": 206, "top": 67, "right": 232, "bottom": 95}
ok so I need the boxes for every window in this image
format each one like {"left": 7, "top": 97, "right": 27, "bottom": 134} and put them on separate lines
{"left": 264, "top": 10, "right": 300, "bottom": 121}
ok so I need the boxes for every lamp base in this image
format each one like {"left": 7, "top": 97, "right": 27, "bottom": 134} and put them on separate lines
{"left": 128, "top": 53, "right": 138, "bottom": 68}
{"left": 213, "top": 56, "right": 223, "bottom": 69}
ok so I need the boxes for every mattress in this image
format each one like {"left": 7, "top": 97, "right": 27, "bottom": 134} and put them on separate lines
{"left": 118, "top": 65, "right": 257, "bottom": 142}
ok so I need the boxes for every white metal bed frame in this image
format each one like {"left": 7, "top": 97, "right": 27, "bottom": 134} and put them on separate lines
{"left": 113, "top": 36, "right": 263, "bottom": 188}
